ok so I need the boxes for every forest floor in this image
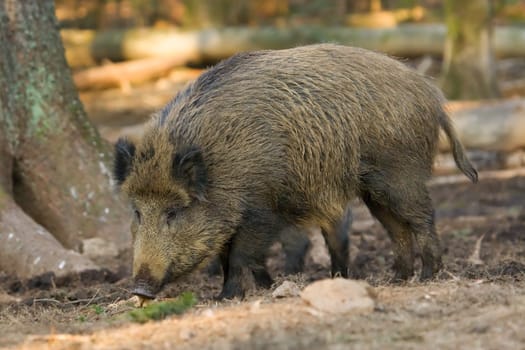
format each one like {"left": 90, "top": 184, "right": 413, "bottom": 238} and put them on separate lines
{"left": 1, "top": 75, "right": 525, "bottom": 350}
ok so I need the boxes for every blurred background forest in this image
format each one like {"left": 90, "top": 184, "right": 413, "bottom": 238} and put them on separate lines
{"left": 54, "top": 0, "right": 524, "bottom": 29}
{"left": 56, "top": 0, "right": 525, "bottom": 98}
{"left": 55, "top": 0, "right": 525, "bottom": 168}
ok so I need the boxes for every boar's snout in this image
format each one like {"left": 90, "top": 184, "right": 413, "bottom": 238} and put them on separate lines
{"left": 132, "top": 265, "right": 162, "bottom": 300}
{"left": 132, "top": 281, "right": 158, "bottom": 300}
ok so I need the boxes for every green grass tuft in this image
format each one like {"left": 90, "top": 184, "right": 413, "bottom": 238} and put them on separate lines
{"left": 92, "top": 305, "right": 104, "bottom": 315}
{"left": 128, "top": 292, "right": 197, "bottom": 324}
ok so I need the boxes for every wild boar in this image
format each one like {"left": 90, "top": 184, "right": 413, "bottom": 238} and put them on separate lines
{"left": 113, "top": 44, "right": 477, "bottom": 300}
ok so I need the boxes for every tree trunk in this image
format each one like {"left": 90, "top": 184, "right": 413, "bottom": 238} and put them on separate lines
{"left": 441, "top": 0, "right": 500, "bottom": 99}
{"left": 0, "top": 0, "right": 130, "bottom": 279}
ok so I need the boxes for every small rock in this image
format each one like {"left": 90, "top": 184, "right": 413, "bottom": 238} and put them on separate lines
{"left": 81, "top": 238, "right": 118, "bottom": 259}
{"left": 410, "top": 301, "right": 436, "bottom": 317}
{"left": 300, "top": 278, "right": 375, "bottom": 314}
{"left": 201, "top": 308, "right": 215, "bottom": 318}
{"left": 272, "top": 281, "right": 301, "bottom": 298}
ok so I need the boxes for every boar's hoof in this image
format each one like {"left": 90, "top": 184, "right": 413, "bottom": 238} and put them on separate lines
{"left": 420, "top": 257, "right": 443, "bottom": 281}
{"left": 216, "top": 284, "right": 246, "bottom": 300}
{"left": 391, "top": 265, "right": 414, "bottom": 283}
{"left": 252, "top": 269, "right": 273, "bottom": 289}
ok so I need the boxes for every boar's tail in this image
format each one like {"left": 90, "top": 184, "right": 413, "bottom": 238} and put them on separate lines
{"left": 439, "top": 111, "right": 478, "bottom": 183}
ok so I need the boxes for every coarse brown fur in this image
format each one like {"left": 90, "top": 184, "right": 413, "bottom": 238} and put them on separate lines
{"left": 114, "top": 44, "right": 477, "bottom": 299}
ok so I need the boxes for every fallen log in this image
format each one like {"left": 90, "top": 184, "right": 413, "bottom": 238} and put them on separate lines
{"left": 90, "top": 25, "right": 446, "bottom": 61}
{"left": 73, "top": 57, "right": 198, "bottom": 90}
{"left": 501, "top": 79, "right": 525, "bottom": 97}
{"left": 434, "top": 149, "right": 525, "bottom": 176}
{"left": 62, "top": 24, "right": 525, "bottom": 68}
{"left": 440, "top": 99, "right": 525, "bottom": 152}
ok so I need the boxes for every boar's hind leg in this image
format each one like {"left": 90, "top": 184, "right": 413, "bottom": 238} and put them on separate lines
{"left": 361, "top": 193, "right": 415, "bottom": 281}
{"left": 361, "top": 179, "right": 442, "bottom": 281}
{"left": 414, "top": 208, "right": 442, "bottom": 281}
{"left": 217, "top": 209, "right": 283, "bottom": 300}
{"left": 321, "top": 208, "right": 352, "bottom": 278}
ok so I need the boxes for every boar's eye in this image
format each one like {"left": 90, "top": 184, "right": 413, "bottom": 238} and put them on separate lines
{"left": 166, "top": 208, "right": 179, "bottom": 223}
{"left": 134, "top": 209, "right": 141, "bottom": 223}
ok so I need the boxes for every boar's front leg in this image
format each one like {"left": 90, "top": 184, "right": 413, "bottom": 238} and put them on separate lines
{"left": 217, "top": 208, "right": 283, "bottom": 300}
{"left": 321, "top": 208, "right": 352, "bottom": 278}
{"left": 280, "top": 226, "right": 311, "bottom": 275}
{"left": 218, "top": 239, "right": 231, "bottom": 283}
{"left": 360, "top": 172, "right": 442, "bottom": 281}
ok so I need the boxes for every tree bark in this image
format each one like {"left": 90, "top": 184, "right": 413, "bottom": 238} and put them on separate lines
{"left": 0, "top": 0, "right": 130, "bottom": 278}
{"left": 441, "top": 0, "right": 500, "bottom": 99}
{"left": 0, "top": 197, "right": 98, "bottom": 278}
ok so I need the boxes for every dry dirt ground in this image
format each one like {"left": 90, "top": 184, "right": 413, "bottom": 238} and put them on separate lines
{"left": 1, "top": 77, "right": 525, "bottom": 349}
{"left": 1, "top": 169, "right": 524, "bottom": 350}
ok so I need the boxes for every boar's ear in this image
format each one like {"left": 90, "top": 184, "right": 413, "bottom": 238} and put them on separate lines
{"left": 113, "top": 138, "right": 136, "bottom": 186}
{"left": 172, "top": 146, "right": 207, "bottom": 201}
